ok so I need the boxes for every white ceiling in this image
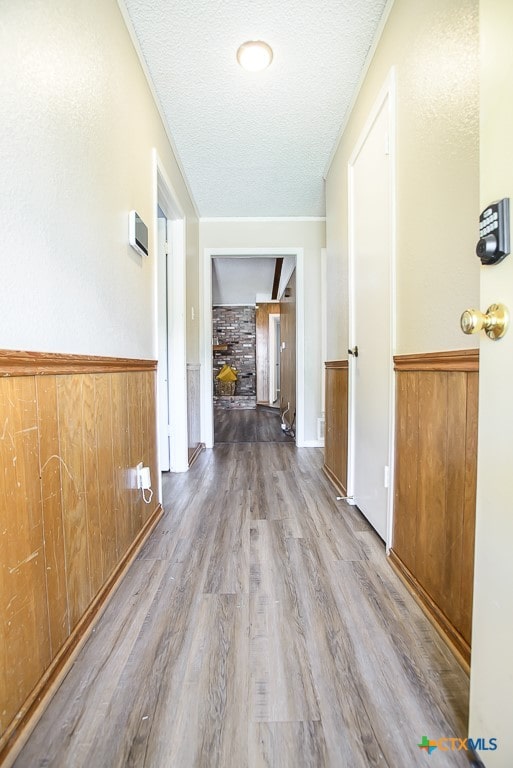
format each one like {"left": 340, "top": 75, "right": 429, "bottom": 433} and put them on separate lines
{"left": 121, "top": 0, "right": 389, "bottom": 217}
{"left": 212, "top": 255, "right": 295, "bottom": 305}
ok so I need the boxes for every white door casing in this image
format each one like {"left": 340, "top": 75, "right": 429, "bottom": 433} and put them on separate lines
{"left": 469, "top": 2, "right": 513, "bottom": 763}
{"left": 153, "top": 150, "right": 189, "bottom": 476}
{"left": 347, "top": 70, "right": 396, "bottom": 543}
{"left": 157, "top": 211, "right": 171, "bottom": 472}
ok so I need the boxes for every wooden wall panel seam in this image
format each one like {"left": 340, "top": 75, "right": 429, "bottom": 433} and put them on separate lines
{"left": 0, "top": 350, "right": 157, "bottom": 377}
{"left": 55, "top": 377, "right": 72, "bottom": 642}
{"left": 35, "top": 380, "right": 58, "bottom": 663}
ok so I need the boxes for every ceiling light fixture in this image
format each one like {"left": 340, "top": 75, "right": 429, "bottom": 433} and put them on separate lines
{"left": 236, "top": 40, "right": 273, "bottom": 72}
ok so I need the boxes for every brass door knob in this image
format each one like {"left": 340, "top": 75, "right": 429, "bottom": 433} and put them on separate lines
{"left": 460, "top": 303, "right": 509, "bottom": 340}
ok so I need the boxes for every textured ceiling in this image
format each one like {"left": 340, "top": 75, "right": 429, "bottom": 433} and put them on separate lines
{"left": 121, "top": 0, "right": 389, "bottom": 217}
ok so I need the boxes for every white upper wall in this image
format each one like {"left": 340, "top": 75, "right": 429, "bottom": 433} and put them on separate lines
{"left": 0, "top": 0, "right": 198, "bottom": 360}
{"left": 325, "top": 0, "right": 479, "bottom": 358}
{"left": 200, "top": 219, "right": 326, "bottom": 443}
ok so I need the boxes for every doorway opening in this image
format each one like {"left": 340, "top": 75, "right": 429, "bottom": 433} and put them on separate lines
{"left": 201, "top": 248, "right": 304, "bottom": 447}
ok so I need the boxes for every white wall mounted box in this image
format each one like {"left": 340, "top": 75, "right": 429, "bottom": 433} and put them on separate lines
{"left": 129, "top": 210, "right": 149, "bottom": 257}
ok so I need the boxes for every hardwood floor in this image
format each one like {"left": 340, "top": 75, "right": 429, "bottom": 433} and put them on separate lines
{"left": 214, "top": 405, "right": 293, "bottom": 443}
{"left": 14, "top": 444, "right": 469, "bottom": 768}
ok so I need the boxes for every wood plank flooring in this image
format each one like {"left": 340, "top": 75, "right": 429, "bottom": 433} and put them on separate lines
{"left": 14, "top": 444, "right": 469, "bottom": 768}
{"left": 214, "top": 406, "right": 292, "bottom": 443}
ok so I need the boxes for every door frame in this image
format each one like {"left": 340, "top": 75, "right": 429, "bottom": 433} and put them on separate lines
{"left": 156, "top": 209, "right": 171, "bottom": 473}
{"left": 200, "top": 247, "right": 304, "bottom": 448}
{"left": 153, "top": 150, "right": 189, "bottom": 483}
{"left": 347, "top": 68, "right": 397, "bottom": 545}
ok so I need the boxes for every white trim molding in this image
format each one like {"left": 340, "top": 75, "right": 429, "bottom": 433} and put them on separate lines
{"left": 200, "top": 217, "right": 326, "bottom": 223}
{"left": 153, "top": 150, "right": 189, "bottom": 476}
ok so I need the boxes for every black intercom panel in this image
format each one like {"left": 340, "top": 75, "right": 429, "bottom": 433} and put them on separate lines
{"left": 476, "top": 198, "right": 510, "bottom": 265}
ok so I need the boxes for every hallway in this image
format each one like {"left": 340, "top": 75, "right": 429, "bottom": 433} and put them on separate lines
{"left": 14, "top": 444, "right": 468, "bottom": 767}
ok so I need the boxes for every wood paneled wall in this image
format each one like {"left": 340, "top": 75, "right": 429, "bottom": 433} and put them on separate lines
{"left": 279, "top": 270, "right": 296, "bottom": 430}
{"left": 255, "top": 302, "right": 280, "bottom": 404}
{"left": 323, "top": 361, "right": 349, "bottom": 496}
{"left": 390, "top": 350, "right": 479, "bottom": 667}
{"left": 0, "top": 351, "right": 162, "bottom": 762}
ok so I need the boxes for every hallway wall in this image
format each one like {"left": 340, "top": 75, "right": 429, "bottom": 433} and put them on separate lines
{"left": 200, "top": 219, "right": 325, "bottom": 444}
{"left": 325, "top": 0, "right": 479, "bottom": 358}
{"left": 0, "top": 0, "right": 199, "bottom": 362}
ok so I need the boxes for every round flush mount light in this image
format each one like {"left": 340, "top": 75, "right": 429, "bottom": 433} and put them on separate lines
{"left": 236, "top": 40, "right": 273, "bottom": 72}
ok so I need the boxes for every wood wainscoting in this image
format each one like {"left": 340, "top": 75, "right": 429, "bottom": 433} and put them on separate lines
{"left": 389, "top": 349, "right": 479, "bottom": 668}
{"left": 0, "top": 350, "right": 163, "bottom": 764}
{"left": 323, "top": 361, "right": 349, "bottom": 496}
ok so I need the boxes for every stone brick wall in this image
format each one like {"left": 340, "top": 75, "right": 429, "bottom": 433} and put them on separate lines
{"left": 213, "top": 306, "right": 256, "bottom": 396}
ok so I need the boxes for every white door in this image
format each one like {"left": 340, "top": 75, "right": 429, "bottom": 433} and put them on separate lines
{"left": 268, "top": 314, "right": 280, "bottom": 404}
{"left": 469, "top": 1, "right": 513, "bottom": 763}
{"left": 348, "top": 77, "right": 394, "bottom": 542}
{"left": 157, "top": 209, "right": 171, "bottom": 472}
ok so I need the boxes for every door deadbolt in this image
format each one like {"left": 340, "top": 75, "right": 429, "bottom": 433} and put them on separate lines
{"left": 460, "top": 303, "right": 509, "bottom": 340}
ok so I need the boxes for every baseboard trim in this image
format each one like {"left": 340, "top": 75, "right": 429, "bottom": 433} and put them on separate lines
{"left": 0, "top": 503, "right": 164, "bottom": 767}
{"left": 300, "top": 439, "right": 325, "bottom": 448}
{"left": 322, "top": 464, "right": 347, "bottom": 498}
{"left": 388, "top": 549, "right": 470, "bottom": 673}
{"left": 188, "top": 442, "right": 205, "bottom": 467}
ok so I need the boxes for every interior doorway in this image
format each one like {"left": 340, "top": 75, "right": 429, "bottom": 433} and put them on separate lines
{"left": 201, "top": 249, "right": 303, "bottom": 447}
